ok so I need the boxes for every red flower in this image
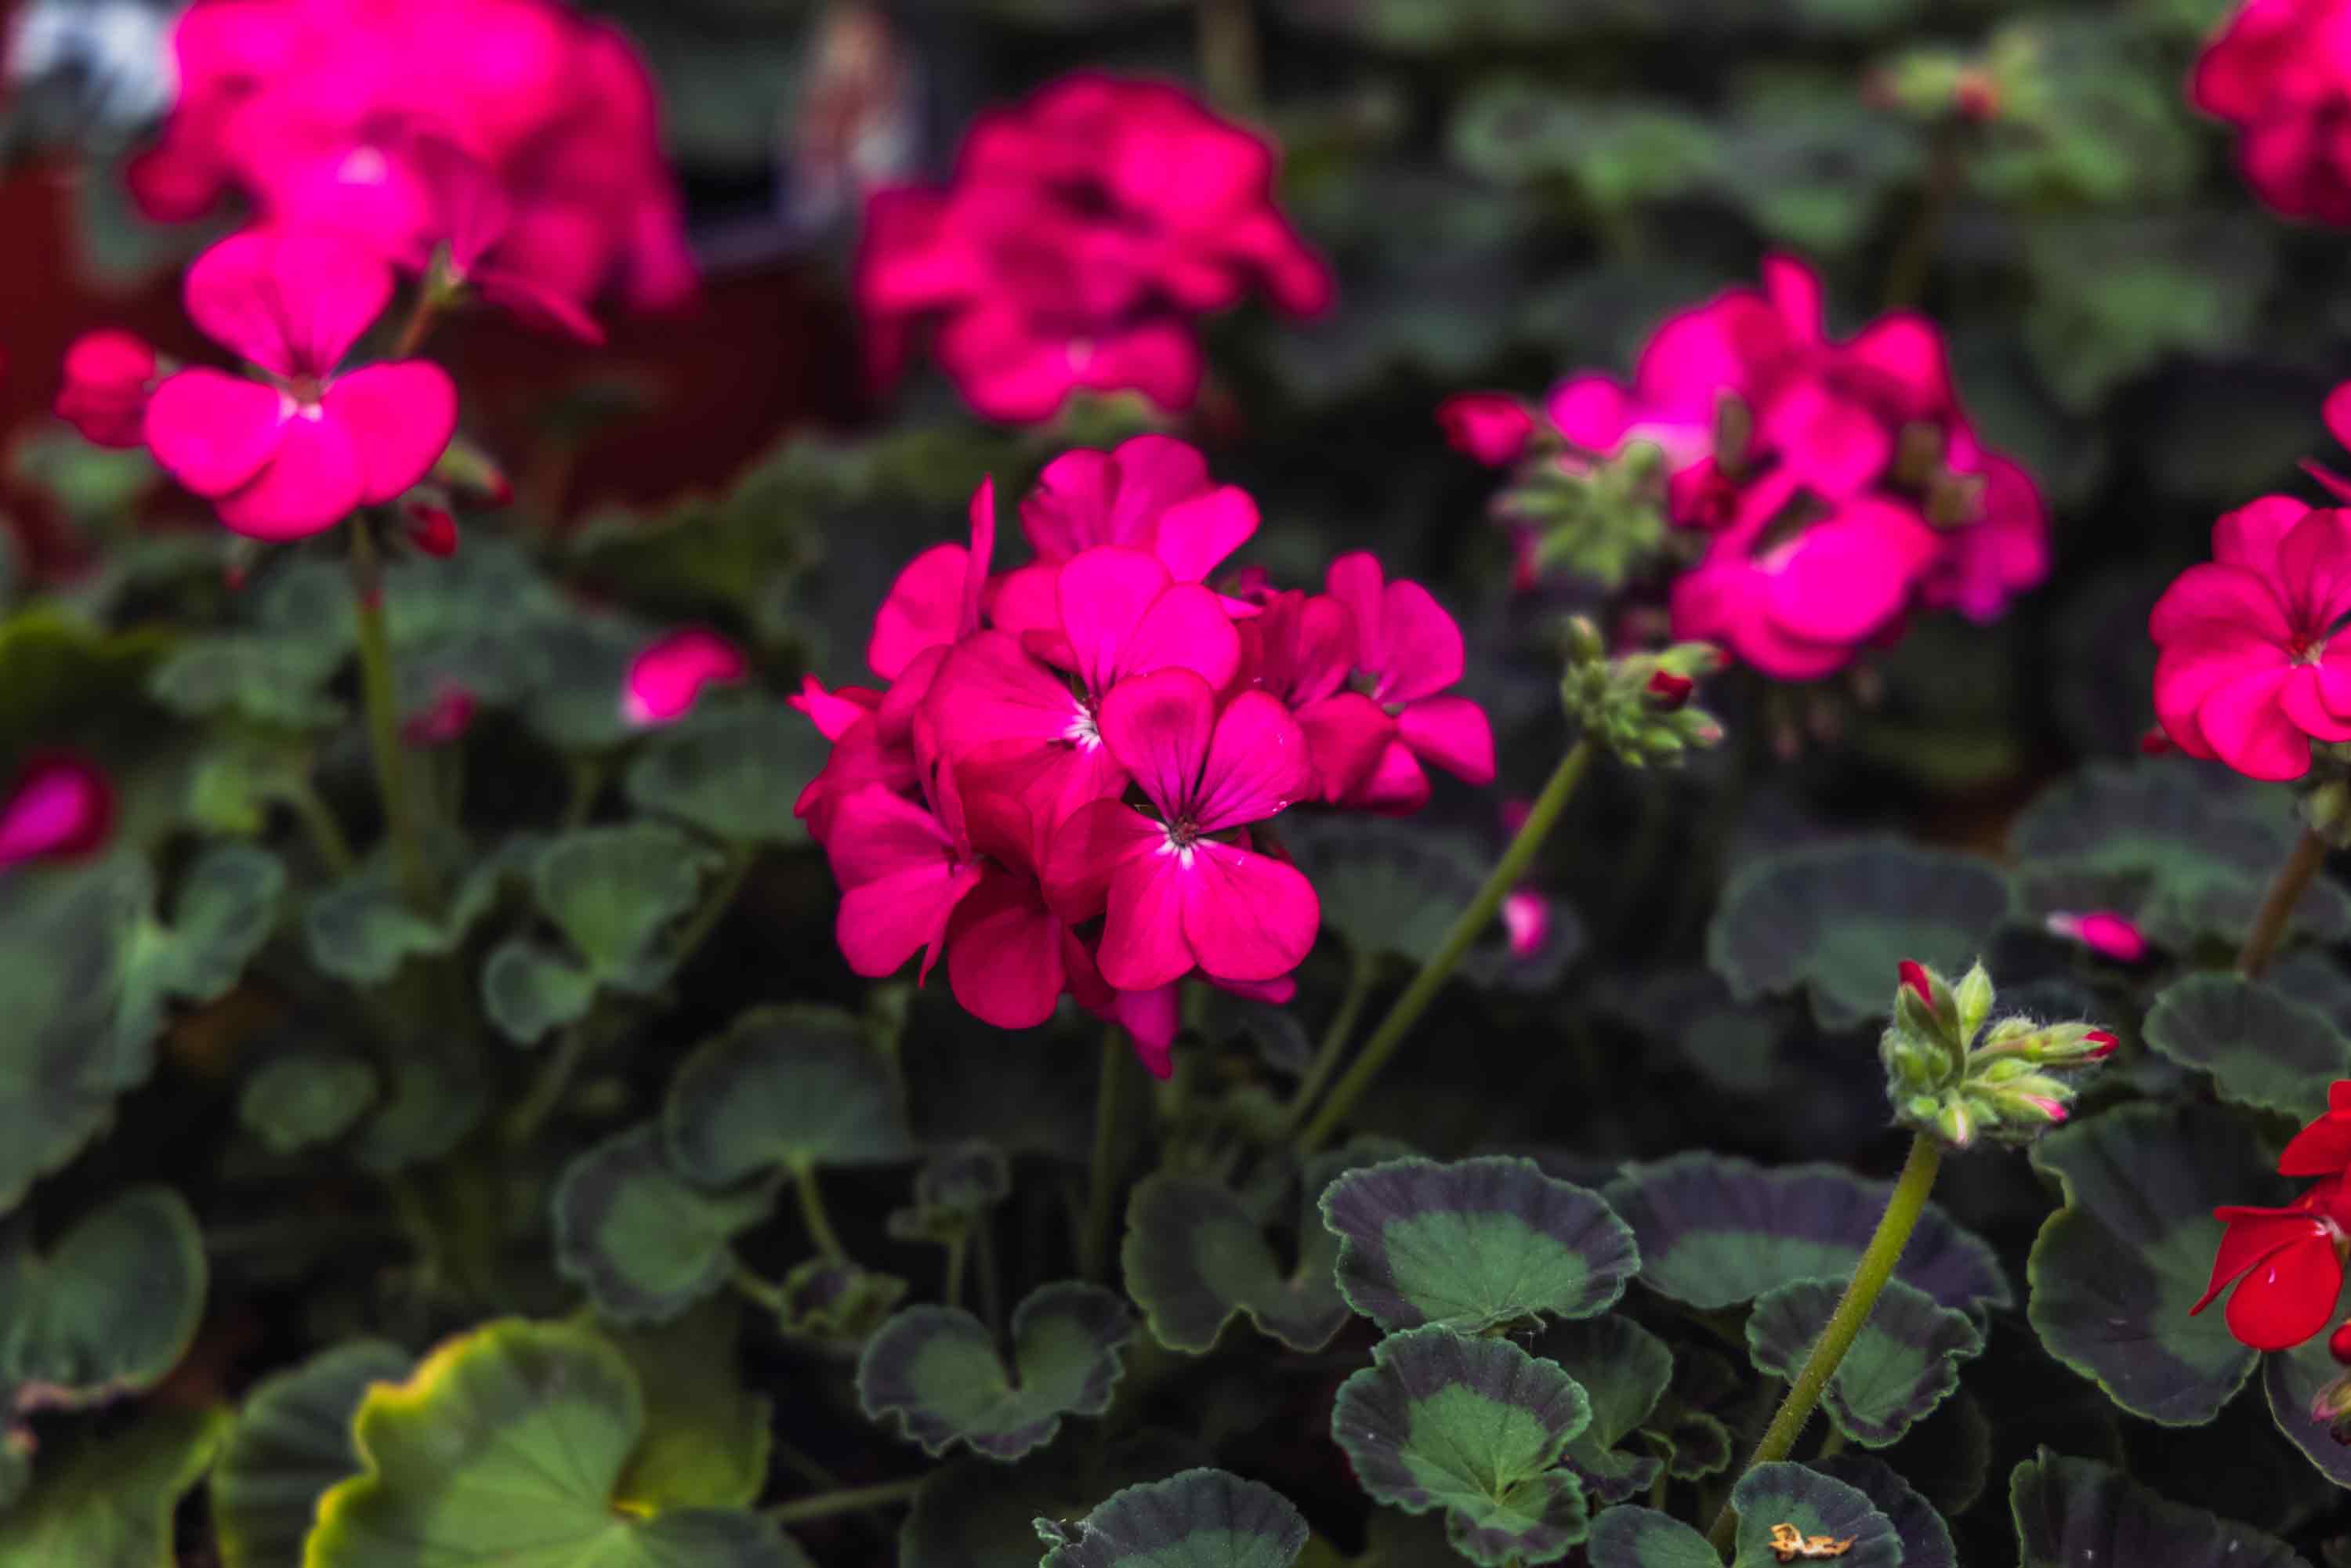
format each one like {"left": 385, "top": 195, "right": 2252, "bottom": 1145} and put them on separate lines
{"left": 2193, "top": 1174, "right": 2351, "bottom": 1351}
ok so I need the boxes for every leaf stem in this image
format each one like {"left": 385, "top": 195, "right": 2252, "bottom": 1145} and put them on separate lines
{"left": 793, "top": 1161, "right": 847, "bottom": 1263}
{"left": 348, "top": 524, "right": 436, "bottom": 910}
{"left": 671, "top": 847, "right": 755, "bottom": 969}
{"left": 944, "top": 1232, "right": 968, "bottom": 1310}
{"left": 1704, "top": 1131, "right": 1943, "bottom": 1555}
{"left": 2237, "top": 826, "right": 2328, "bottom": 979}
{"left": 503, "top": 1020, "right": 593, "bottom": 1146}
{"left": 1295, "top": 737, "right": 1594, "bottom": 1154}
{"left": 560, "top": 755, "right": 607, "bottom": 832}
{"left": 730, "top": 1262, "right": 784, "bottom": 1313}
{"left": 1081, "top": 1027, "right": 1129, "bottom": 1282}
{"left": 1281, "top": 950, "right": 1379, "bottom": 1135}
{"left": 767, "top": 1476, "right": 926, "bottom": 1525}
{"left": 285, "top": 779, "right": 357, "bottom": 876}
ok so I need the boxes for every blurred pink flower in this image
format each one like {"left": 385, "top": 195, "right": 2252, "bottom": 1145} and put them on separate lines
{"left": 143, "top": 230, "right": 457, "bottom": 539}
{"left": 402, "top": 685, "right": 477, "bottom": 747}
{"left": 56, "top": 331, "right": 160, "bottom": 449}
{"left": 621, "top": 626, "right": 747, "bottom": 727}
{"left": 0, "top": 755, "right": 113, "bottom": 868}
{"left": 2045, "top": 910, "right": 2150, "bottom": 963}
{"left": 1501, "top": 889, "right": 1551, "bottom": 961}
{"left": 1436, "top": 393, "right": 1537, "bottom": 467}
{"left": 2192, "top": 0, "right": 2351, "bottom": 225}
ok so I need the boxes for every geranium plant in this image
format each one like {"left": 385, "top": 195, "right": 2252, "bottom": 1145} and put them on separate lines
{"left": 9, "top": 0, "right": 2351, "bottom": 1563}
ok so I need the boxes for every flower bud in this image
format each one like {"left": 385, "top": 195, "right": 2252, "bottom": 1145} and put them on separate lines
{"left": 2330, "top": 1321, "right": 2351, "bottom": 1366}
{"left": 1953, "top": 961, "right": 1994, "bottom": 1041}
{"left": 404, "top": 502, "right": 459, "bottom": 558}
{"left": 1565, "top": 615, "right": 1607, "bottom": 666}
{"left": 1646, "top": 670, "right": 1695, "bottom": 710}
{"left": 2311, "top": 1368, "right": 2351, "bottom": 1445}
{"left": 1933, "top": 1101, "right": 1976, "bottom": 1150}
{"left": 1881, "top": 957, "right": 2114, "bottom": 1151}
{"left": 2138, "top": 726, "right": 2172, "bottom": 756}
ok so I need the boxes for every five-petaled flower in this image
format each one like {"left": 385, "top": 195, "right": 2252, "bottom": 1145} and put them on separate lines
{"left": 2198, "top": 1082, "right": 2351, "bottom": 1350}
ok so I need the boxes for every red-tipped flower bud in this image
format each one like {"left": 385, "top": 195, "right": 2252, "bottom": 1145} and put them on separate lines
{"left": 405, "top": 503, "right": 459, "bottom": 558}
{"left": 2082, "top": 1030, "right": 2118, "bottom": 1059}
{"left": 1899, "top": 959, "right": 1934, "bottom": 1009}
{"left": 1646, "top": 670, "right": 1696, "bottom": 710}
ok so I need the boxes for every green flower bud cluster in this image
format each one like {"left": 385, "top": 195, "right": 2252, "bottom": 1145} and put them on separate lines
{"left": 1882, "top": 958, "right": 2116, "bottom": 1150}
{"left": 1494, "top": 438, "right": 1670, "bottom": 592}
{"left": 1558, "top": 620, "right": 1726, "bottom": 769}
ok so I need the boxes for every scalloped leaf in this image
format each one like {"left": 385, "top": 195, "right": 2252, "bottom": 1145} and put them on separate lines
{"left": 116, "top": 842, "right": 285, "bottom": 1049}
{"left": 523, "top": 613, "right": 660, "bottom": 753}
{"left": 481, "top": 940, "right": 598, "bottom": 1045}
{"left": 1656, "top": 1410, "right": 1732, "bottom": 1481}
{"left": 1747, "top": 1276, "right": 1983, "bottom": 1447}
{"left": 2025, "top": 1101, "right": 2274, "bottom": 1425}
{"left": 1604, "top": 1154, "right": 2009, "bottom": 1313}
{"left": 0, "top": 1186, "right": 205, "bottom": 1413}
{"left": 899, "top": 1432, "right": 1212, "bottom": 1568}
{"left": 237, "top": 1051, "right": 378, "bottom": 1156}
{"left": 0, "top": 1405, "right": 232, "bottom": 1566}
{"left": 352, "top": 1052, "right": 487, "bottom": 1175}
{"left": 625, "top": 706, "right": 825, "bottom": 846}
{"left": 2010, "top": 1449, "right": 2309, "bottom": 1568}
{"left": 1730, "top": 1463, "right": 1900, "bottom": 1568}
{"left": 1322, "top": 1157, "right": 1639, "bottom": 1335}
{"left": 890, "top": 1143, "right": 1012, "bottom": 1244}
{"left": 2011, "top": 762, "right": 2351, "bottom": 953}
{"left": 2139, "top": 974, "right": 2351, "bottom": 1122}
{"left": 777, "top": 1259, "right": 910, "bottom": 1350}
{"left": 1585, "top": 1506, "right": 1716, "bottom": 1568}
{"left": 665, "top": 1005, "right": 915, "bottom": 1185}
{"left": 1330, "top": 1325, "right": 1593, "bottom": 1566}
{"left": 553, "top": 1125, "right": 777, "bottom": 1325}
{"left": 1122, "top": 1161, "right": 1352, "bottom": 1354}
{"left": 1708, "top": 837, "right": 2010, "bottom": 1029}
{"left": 858, "top": 1283, "right": 1132, "bottom": 1461}
{"left": 302, "top": 839, "right": 537, "bottom": 987}
{"left": 211, "top": 1339, "right": 412, "bottom": 1568}
{"left": 534, "top": 823, "right": 716, "bottom": 981}
{"left": 1285, "top": 818, "right": 1483, "bottom": 967}
{"left": 1537, "top": 1316, "right": 1672, "bottom": 1505}
{"left": 607, "top": 1302, "right": 773, "bottom": 1512}
{"left": 308, "top": 1318, "right": 807, "bottom": 1568}
{"left": 1817, "top": 1455, "right": 1956, "bottom": 1568}
{"left": 1034, "top": 1468, "right": 1308, "bottom": 1568}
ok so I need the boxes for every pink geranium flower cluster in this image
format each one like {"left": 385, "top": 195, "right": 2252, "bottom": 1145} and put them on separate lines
{"left": 2192, "top": 0, "right": 2351, "bottom": 226}
{"left": 129, "top": 0, "right": 693, "bottom": 339}
{"left": 857, "top": 74, "right": 1331, "bottom": 425}
{"left": 1442, "top": 255, "right": 2049, "bottom": 680}
{"left": 791, "top": 436, "right": 1492, "bottom": 1074}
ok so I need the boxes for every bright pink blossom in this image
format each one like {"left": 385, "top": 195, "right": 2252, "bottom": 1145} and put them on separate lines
{"left": 2150, "top": 498, "right": 2351, "bottom": 780}
{"left": 1437, "top": 394, "right": 1537, "bottom": 467}
{"left": 1045, "top": 669, "right": 1319, "bottom": 990}
{"left": 2191, "top": 0, "right": 2351, "bottom": 226}
{"left": 870, "top": 478, "right": 997, "bottom": 681}
{"left": 621, "top": 626, "right": 748, "bottom": 727}
{"left": 0, "top": 755, "right": 113, "bottom": 868}
{"left": 2045, "top": 910, "right": 2150, "bottom": 964}
{"left": 1020, "top": 436, "right": 1258, "bottom": 584}
{"left": 56, "top": 331, "right": 161, "bottom": 449}
{"left": 143, "top": 230, "right": 458, "bottom": 540}
{"left": 1240, "top": 588, "right": 1392, "bottom": 802}
{"left": 1325, "top": 553, "right": 1494, "bottom": 813}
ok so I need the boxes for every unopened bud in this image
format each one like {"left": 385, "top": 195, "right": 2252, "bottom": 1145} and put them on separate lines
{"left": 2139, "top": 726, "right": 2172, "bottom": 756}
{"left": 1565, "top": 615, "right": 1606, "bottom": 665}
{"left": 1646, "top": 670, "right": 1695, "bottom": 710}
{"left": 404, "top": 503, "right": 459, "bottom": 558}
{"left": 1954, "top": 68, "right": 2000, "bottom": 122}
{"left": 2310, "top": 1368, "right": 2351, "bottom": 1445}
{"left": 1934, "top": 1101, "right": 1976, "bottom": 1150}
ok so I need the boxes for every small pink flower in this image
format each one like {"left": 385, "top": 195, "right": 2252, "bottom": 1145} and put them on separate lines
{"left": 402, "top": 685, "right": 476, "bottom": 747}
{"left": 1436, "top": 393, "right": 1536, "bottom": 467}
{"left": 143, "top": 230, "right": 458, "bottom": 540}
{"left": 1240, "top": 588, "right": 1392, "bottom": 802}
{"left": 621, "top": 627, "right": 748, "bottom": 726}
{"left": 1045, "top": 668, "right": 1319, "bottom": 990}
{"left": 2150, "top": 497, "right": 2351, "bottom": 780}
{"left": 1020, "top": 436, "right": 1259, "bottom": 585}
{"left": 1325, "top": 552, "right": 1494, "bottom": 813}
{"left": 2045, "top": 910, "right": 2150, "bottom": 964}
{"left": 1501, "top": 889, "right": 1551, "bottom": 960}
{"left": 56, "top": 331, "right": 161, "bottom": 449}
{"left": 0, "top": 755, "right": 112, "bottom": 867}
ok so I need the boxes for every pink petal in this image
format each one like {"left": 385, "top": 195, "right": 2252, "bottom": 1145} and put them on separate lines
{"left": 2197, "top": 663, "right": 2310, "bottom": 781}
{"left": 1044, "top": 797, "right": 1165, "bottom": 926}
{"left": 1369, "top": 578, "right": 1469, "bottom": 704}
{"left": 621, "top": 628, "right": 748, "bottom": 727}
{"left": 0, "top": 755, "right": 112, "bottom": 867}
{"left": 1396, "top": 697, "right": 1495, "bottom": 785}
{"left": 2213, "top": 496, "right": 2314, "bottom": 576}
{"left": 143, "top": 369, "right": 286, "bottom": 499}
{"left": 1296, "top": 692, "right": 1396, "bottom": 802}
{"left": 1190, "top": 690, "right": 1313, "bottom": 834}
{"left": 837, "top": 859, "right": 984, "bottom": 982}
{"left": 215, "top": 411, "right": 365, "bottom": 540}
{"left": 1099, "top": 843, "right": 1197, "bottom": 992}
{"left": 1060, "top": 547, "right": 1176, "bottom": 697}
{"left": 984, "top": 563, "right": 1061, "bottom": 643}
{"left": 321, "top": 362, "right": 458, "bottom": 505}
{"left": 2328, "top": 381, "right": 2351, "bottom": 454}
{"left": 1150, "top": 487, "right": 1258, "bottom": 584}
{"left": 1179, "top": 838, "right": 1320, "bottom": 983}
{"left": 1115, "top": 986, "right": 1179, "bottom": 1077}
{"left": 927, "top": 631, "right": 1089, "bottom": 759}
{"left": 1022, "top": 435, "right": 1212, "bottom": 560}
{"left": 1324, "top": 552, "right": 1386, "bottom": 667}
{"left": 1761, "top": 254, "right": 1824, "bottom": 345}
{"left": 1544, "top": 375, "right": 1638, "bottom": 453}
{"left": 2283, "top": 664, "right": 2351, "bottom": 742}
{"left": 1502, "top": 890, "right": 1552, "bottom": 960}
{"left": 56, "top": 330, "right": 158, "bottom": 448}
{"left": 946, "top": 869, "right": 1066, "bottom": 1030}
{"left": 1342, "top": 738, "right": 1433, "bottom": 816}
{"left": 788, "top": 675, "right": 881, "bottom": 742}
{"left": 1760, "top": 382, "right": 1892, "bottom": 498}
{"left": 185, "top": 229, "right": 393, "bottom": 379}
{"left": 1436, "top": 393, "right": 1537, "bottom": 466}
{"left": 2279, "top": 508, "right": 2351, "bottom": 632}
{"left": 2154, "top": 635, "right": 2281, "bottom": 761}
{"left": 1762, "top": 502, "right": 1937, "bottom": 643}
{"left": 1096, "top": 668, "right": 1216, "bottom": 821}
{"left": 868, "top": 542, "right": 969, "bottom": 682}
{"left": 962, "top": 478, "right": 998, "bottom": 636}
{"left": 1244, "top": 591, "right": 1357, "bottom": 705}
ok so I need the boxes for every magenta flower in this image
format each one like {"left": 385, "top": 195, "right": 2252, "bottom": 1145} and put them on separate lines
{"left": 2150, "top": 497, "right": 2351, "bottom": 780}
{"left": 1436, "top": 394, "right": 1538, "bottom": 467}
{"left": 622, "top": 627, "right": 748, "bottom": 727}
{"left": 2192, "top": 0, "right": 2351, "bottom": 226}
{"left": 1240, "top": 588, "right": 1393, "bottom": 802}
{"left": 143, "top": 230, "right": 457, "bottom": 540}
{"left": 1501, "top": 889, "right": 1552, "bottom": 960}
{"left": 2045, "top": 911, "right": 2150, "bottom": 964}
{"left": 1324, "top": 552, "right": 1494, "bottom": 813}
{"left": 869, "top": 478, "right": 997, "bottom": 682}
{"left": 1045, "top": 669, "right": 1319, "bottom": 990}
{"left": 56, "top": 331, "right": 161, "bottom": 449}
{"left": 0, "top": 755, "right": 113, "bottom": 868}
{"left": 1020, "top": 436, "right": 1258, "bottom": 585}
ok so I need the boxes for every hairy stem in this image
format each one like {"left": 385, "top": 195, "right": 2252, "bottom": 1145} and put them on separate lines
{"left": 1704, "top": 1132, "right": 1943, "bottom": 1555}
{"left": 349, "top": 524, "right": 436, "bottom": 910}
{"left": 2237, "top": 827, "right": 2328, "bottom": 979}
{"left": 1295, "top": 737, "right": 1593, "bottom": 1154}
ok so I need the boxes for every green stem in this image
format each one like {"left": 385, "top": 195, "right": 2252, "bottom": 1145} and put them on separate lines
{"left": 1195, "top": 0, "right": 1260, "bottom": 118}
{"left": 349, "top": 525, "right": 435, "bottom": 910}
{"left": 1296, "top": 737, "right": 1594, "bottom": 1154}
{"left": 672, "top": 848, "right": 755, "bottom": 969}
{"left": 504, "top": 1021, "right": 593, "bottom": 1145}
{"left": 944, "top": 1232, "right": 968, "bottom": 1310}
{"left": 730, "top": 1262, "right": 784, "bottom": 1314}
{"left": 1816, "top": 1427, "right": 1847, "bottom": 1461}
{"left": 1281, "top": 951, "right": 1379, "bottom": 1135}
{"left": 1881, "top": 118, "right": 1965, "bottom": 310}
{"left": 560, "top": 755, "right": 607, "bottom": 833}
{"left": 976, "top": 1208, "right": 1003, "bottom": 1338}
{"left": 793, "top": 1161, "right": 847, "bottom": 1263}
{"left": 1081, "top": 1027, "right": 1129, "bottom": 1282}
{"left": 1704, "top": 1132, "right": 1944, "bottom": 1555}
{"left": 766, "top": 1476, "right": 926, "bottom": 1526}
{"left": 285, "top": 780, "right": 356, "bottom": 876}
{"left": 2237, "top": 827, "right": 2328, "bottom": 980}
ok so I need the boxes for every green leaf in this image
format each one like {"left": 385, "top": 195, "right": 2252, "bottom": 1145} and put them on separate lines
{"left": 533, "top": 824, "right": 716, "bottom": 983}
{"left": 0, "top": 1186, "right": 205, "bottom": 1410}
{"left": 625, "top": 706, "right": 824, "bottom": 846}
{"left": 2263, "top": 1334, "right": 2351, "bottom": 1488}
{"left": 351, "top": 1052, "right": 487, "bottom": 1175}
{"left": 481, "top": 940, "right": 598, "bottom": 1045}
{"left": 1605, "top": 1153, "right": 2010, "bottom": 1313}
{"left": 1654, "top": 1411, "right": 1732, "bottom": 1481}
{"left": 665, "top": 1005, "right": 915, "bottom": 1185}
{"left": 304, "top": 842, "right": 534, "bottom": 987}
{"left": 115, "top": 842, "right": 285, "bottom": 1052}
{"left": 1035, "top": 1468, "right": 1309, "bottom": 1568}
{"left": 858, "top": 1283, "right": 1132, "bottom": 1461}
{"left": 151, "top": 633, "right": 344, "bottom": 727}
{"left": 606, "top": 1302, "right": 773, "bottom": 1512}
{"left": 1729, "top": 1463, "right": 1900, "bottom": 1568}
{"left": 1122, "top": 1150, "right": 1365, "bottom": 1354}
{"left": 212, "top": 1339, "right": 413, "bottom": 1568}
{"left": 308, "top": 1318, "right": 808, "bottom": 1568}
{"left": 0, "top": 1406, "right": 232, "bottom": 1567}
{"left": 2139, "top": 974, "right": 2351, "bottom": 1122}
{"left": 1450, "top": 81, "right": 1721, "bottom": 207}
{"left": 1712, "top": 74, "right": 1924, "bottom": 255}
{"left": 1329, "top": 1326, "right": 1593, "bottom": 1566}
{"left": 1707, "top": 837, "right": 2011, "bottom": 1029}
{"left": 1747, "top": 1277, "right": 1983, "bottom": 1447}
{"left": 237, "top": 1051, "right": 378, "bottom": 1156}
{"left": 2024, "top": 1101, "right": 2273, "bottom": 1425}
{"left": 1536, "top": 1316, "right": 1672, "bottom": 1505}
{"left": 522, "top": 613, "right": 658, "bottom": 754}
{"left": 1285, "top": 819, "right": 1483, "bottom": 968}
{"left": 1321, "top": 1157, "right": 1639, "bottom": 1335}
{"left": 553, "top": 1125, "right": 777, "bottom": 1325}
{"left": 1585, "top": 1506, "right": 1716, "bottom": 1568}
{"left": 2011, "top": 762, "right": 2351, "bottom": 953}
{"left": 2023, "top": 212, "right": 2270, "bottom": 412}
{"left": 2010, "top": 1449, "right": 2309, "bottom": 1568}
{"left": 777, "top": 1259, "right": 910, "bottom": 1349}
{"left": 1817, "top": 1455, "right": 1956, "bottom": 1568}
